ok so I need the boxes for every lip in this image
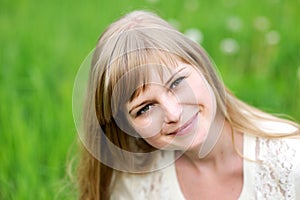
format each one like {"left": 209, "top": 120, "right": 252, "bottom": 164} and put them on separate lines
{"left": 168, "top": 112, "right": 198, "bottom": 136}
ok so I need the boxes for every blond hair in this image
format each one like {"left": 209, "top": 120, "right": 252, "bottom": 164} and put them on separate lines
{"left": 77, "top": 10, "right": 300, "bottom": 200}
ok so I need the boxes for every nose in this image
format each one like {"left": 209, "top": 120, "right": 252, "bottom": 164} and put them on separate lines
{"left": 161, "top": 93, "right": 181, "bottom": 124}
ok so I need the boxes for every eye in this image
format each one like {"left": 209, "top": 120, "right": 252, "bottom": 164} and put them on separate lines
{"left": 136, "top": 104, "right": 153, "bottom": 116}
{"left": 170, "top": 76, "right": 185, "bottom": 89}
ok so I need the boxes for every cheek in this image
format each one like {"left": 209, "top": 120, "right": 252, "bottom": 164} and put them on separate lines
{"left": 133, "top": 120, "right": 155, "bottom": 138}
{"left": 142, "top": 136, "right": 167, "bottom": 149}
{"left": 189, "top": 76, "right": 216, "bottom": 110}
{"left": 129, "top": 108, "right": 165, "bottom": 138}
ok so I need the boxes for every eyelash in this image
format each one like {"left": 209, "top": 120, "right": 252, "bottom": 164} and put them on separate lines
{"left": 135, "top": 76, "right": 187, "bottom": 117}
{"left": 136, "top": 104, "right": 153, "bottom": 116}
{"left": 170, "top": 76, "right": 185, "bottom": 89}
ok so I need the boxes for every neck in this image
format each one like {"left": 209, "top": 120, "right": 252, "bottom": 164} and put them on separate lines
{"left": 178, "top": 121, "right": 243, "bottom": 172}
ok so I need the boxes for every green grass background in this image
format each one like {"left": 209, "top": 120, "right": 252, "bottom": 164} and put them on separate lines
{"left": 0, "top": 0, "right": 299, "bottom": 199}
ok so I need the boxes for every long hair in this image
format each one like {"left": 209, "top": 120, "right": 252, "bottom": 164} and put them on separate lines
{"left": 77, "top": 10, "right": 300, "bottom": 200}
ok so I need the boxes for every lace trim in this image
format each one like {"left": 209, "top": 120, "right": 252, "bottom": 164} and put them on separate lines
{"left": 136, "top": 152, "right": 172, "bottom": 199}
{"left": 135, "top": 169, "right": 172, "bottom": 199}
{"left": 254, "top": 138, "right": 296, "bottom": 199}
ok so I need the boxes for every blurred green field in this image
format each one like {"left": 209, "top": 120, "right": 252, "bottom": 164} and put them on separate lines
{"left": 0, "top": 0, "right": 299, "bottom": 199}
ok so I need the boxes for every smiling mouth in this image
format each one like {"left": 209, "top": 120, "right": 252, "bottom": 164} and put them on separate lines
{"left": 168, "top": 112, "right": 198, "bottom": 136}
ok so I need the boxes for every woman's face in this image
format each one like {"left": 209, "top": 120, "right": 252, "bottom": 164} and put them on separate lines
{"left": 124, "top": 62, "right": 217, "bottom": 152}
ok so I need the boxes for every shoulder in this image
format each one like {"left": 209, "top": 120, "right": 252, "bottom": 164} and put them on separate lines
{"left": 110, "top": 150, "right": 179, "bottom": 200}
{"left": 244, "top": 119, "right": 300, "bottom": 159}
{"left": 243, "top": 121, "right": 300, "bottom": 199}
{"left": 253, "top": 137, "right": 300, "bottom": 199}
{"left": 253, "top": 120, "right": 300, "bottom": 165}
{"left": 244, "top": 132, "right": 300, "bottom": 176}
{"left": 245, "top": 119, "right": 300, "bottom": 169}
{"left": 256, "top": 135, "right": 300, "bottom": 170}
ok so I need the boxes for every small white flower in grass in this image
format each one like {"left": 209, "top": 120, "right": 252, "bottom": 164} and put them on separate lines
{"left": 254, "top": 16, "right": 270, "bottom": 32}
{"left": 226, "top": 16, "right": 243, "bottom": 32}
{"left": 168, "top": 19, "right": 180, "bottom": 30}
{"left": 265, "top": 30, "right": 280, "bottom": 45}
{"left": 220, "top": 38, "right": 239, "bottom": 55}
{"left": 184, "top": 28, "right": 203, "bottom": 44}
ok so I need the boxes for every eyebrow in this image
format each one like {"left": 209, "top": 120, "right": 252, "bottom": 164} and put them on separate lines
{"left": 128, "top": 67, "right": 187, "bottom": 114}
{"left": 164, "top": 67, "right": 186, "bottom": 86}
{"left": 128, "top": 100, "right": 151, "bottom": 115}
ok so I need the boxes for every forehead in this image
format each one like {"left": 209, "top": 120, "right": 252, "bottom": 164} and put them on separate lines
{"left": 109, "top": 50, "right": 192, "bottom": 111}
{"left": 117, "top": 51, "right": 185, "bottom": 94}
{"left": 128, "top": 61, "right": 192, "bottom": 103}
{"left": 126, "top": 65, "right": 174, "bottom": 101}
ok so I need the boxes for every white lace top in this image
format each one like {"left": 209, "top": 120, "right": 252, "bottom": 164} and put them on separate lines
{"left": 110, "top": 127, "right": 300, "bottom": 199}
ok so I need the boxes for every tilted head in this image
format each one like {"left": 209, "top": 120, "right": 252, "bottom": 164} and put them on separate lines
{"left": 84, "top": 10, "right": 227, "bottom": 172}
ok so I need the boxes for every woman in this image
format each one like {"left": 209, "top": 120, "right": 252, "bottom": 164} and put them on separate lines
{"left": 75, "top": 10, "right": 300, "bottom": 199}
